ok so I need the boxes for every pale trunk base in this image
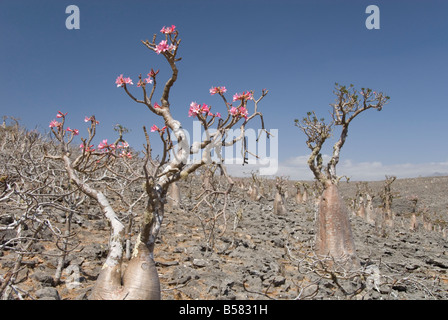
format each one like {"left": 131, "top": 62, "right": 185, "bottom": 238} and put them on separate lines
{"left": 315, "top": 184, "right": 359, "bottom": 269}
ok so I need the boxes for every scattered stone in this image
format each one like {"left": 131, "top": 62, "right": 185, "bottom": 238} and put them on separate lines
{"left": 35, "top": 287, "right": 60, "bottom": 300}
{"left": 31, "top": 271, "right": 54, "bottom": 286}
{"left": 192, "top": 259, "right": 207, "bottom": 268}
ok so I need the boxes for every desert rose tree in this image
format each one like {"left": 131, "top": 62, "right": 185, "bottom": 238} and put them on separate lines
{"left": 295, "top": 84, "right": 390, "bottom": 269}
{"left": 48, "top": 25, "right": 269, "bottom": 300}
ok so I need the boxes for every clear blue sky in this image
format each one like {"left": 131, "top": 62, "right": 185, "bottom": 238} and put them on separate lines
{"left": 1, "top": 0, "right": 447, "bottom": 180}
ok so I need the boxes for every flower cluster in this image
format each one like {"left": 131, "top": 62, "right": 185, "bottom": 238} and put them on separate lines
{"left": 209, "top": 86, "right": 227, "bottom": 95}
{"left": 84, "top": 116, "right": 100, "bottom": 125}
{"left": 80, "top": 139, "right": 132, "bottom": 158}
{"left": 233, "top": 91, "right": 253, "bottom": 102}
{"left": 160, "top": 25, "right": 176, "bottom": 34}
{"left": 80, "top": 143, "right": 95, "bottom": 152}
{"left": 57, "top": 111, "right": 67, "bottom": 118}
{"left": 188, "top": 102, "right": 221, "bottom": 119}
{"left": 150, "top": 124, "right": 167, "bottom": 133}
{"left": 230, "top": 106, "right": 249, "bottom": 120}
{"left": 115, "top": 74, "right": 133, "bottom": 87}
{"left": 66, "top": 127, "right": 79, "bottom": 135}
{"left": 98, "top": 139, "right": 114, "bottom": 151}
{"left": 155, "top": 40, "right": 176, "bottom": 55}
{"left": 49, "top": 111, "right": 69, "bottom": 129}
{"left": 49, "top": 119, "right": 62, "bottom": 128}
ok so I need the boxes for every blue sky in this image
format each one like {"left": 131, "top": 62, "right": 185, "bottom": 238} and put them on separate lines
{"left": 1, "top": 0, "right": 447, "bottom": 180}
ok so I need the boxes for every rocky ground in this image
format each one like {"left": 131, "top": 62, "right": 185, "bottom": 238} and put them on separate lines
{"left": 1, "top": 176, "right": 447, "bottom": 300}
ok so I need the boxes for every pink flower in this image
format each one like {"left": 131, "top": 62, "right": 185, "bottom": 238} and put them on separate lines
{"left": 154, "top": 102, "right": 161, "bottom": 109}
{"left": 150, "top": 125, "right": 159, "bottom": 132}
{"left": 188, "top": 102, "right": 210, "bottom": 117}
{"left": 229, "top": 106, "right": 248, "bottom": 119}
{"left": 118, "top": 141, "right": 129, "bottom": 148}
{"left": 188, "top": 102, "right": 201, "bottom": 117}
{"left": 144, "top": 76, "right": 153, "bottom": 84}
{"left": 209, "top": 86, "right": 227, "bottom": 95}
{"left": 120, "top": 150, "right": 132, "bottom": 159}
{"left": 201, "top": 104, "right": 210, "bottom": 113}
{"left": 155, "top": 40, "right": 176, "bottom": 54}
{"left": 115, "top": 74, "right": 133, "bottom": 87}
{"left": 160, "top": 25, "right": 176, "bottom": 34}
{"left": 155, "top": 40, "right": 169, "bottom": 54}
{"left": 66, "top": 127, "right": 79, "bottom": 135}
{"left": 49, "top": 120, "right": 61, "bottom": 128}
{"left": 56, "top": 111, "right": 67, "bottom": 118}
{"left": 84, "top": 116, "right": 100, "bottom": 125}
{"left": 233, "top": 91, "right": 253, "bottom": 102}
{"left": 215, "top": 112, "right": 222, "bottom": 118}
{"left": 98, "top": 139, "right": 108, "bottom": 150}
{"left": 239, "top": 107, "right": 249, "bottom": 119}
{"left": 80, "top": 143, "right": 95, "bottom": 152}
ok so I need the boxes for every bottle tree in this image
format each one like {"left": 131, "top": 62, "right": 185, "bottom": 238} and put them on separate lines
{"left": 49, "top": 25, "right": 270, "bottom": 300}
{"left": 295, "top": 84, "right": 390, "bottom": 269}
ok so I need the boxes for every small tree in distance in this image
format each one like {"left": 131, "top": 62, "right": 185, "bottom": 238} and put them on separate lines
{"left": 295, "top": 83, "right": 390, "bottom": 269}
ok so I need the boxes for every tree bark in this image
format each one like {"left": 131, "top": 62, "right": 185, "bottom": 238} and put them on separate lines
{"left": 315, "top": 184, "right": 359, "bottom": 269}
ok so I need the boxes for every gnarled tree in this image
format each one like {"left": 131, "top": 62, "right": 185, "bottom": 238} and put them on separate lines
{"left": 295, "top": 84, "right": 390, "bottom": 269}
{"left": 48, "top": 25, "right": 269, "bottom": 300}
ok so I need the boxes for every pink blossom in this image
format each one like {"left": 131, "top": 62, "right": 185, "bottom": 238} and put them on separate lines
{"left": 239, "top": 107, "right": 249, "bottom": 119}
{"left": 160, "top": 25, "right": 176, "bottom": 34}
{"left": 49, "top": 120, "right": 60, "bottom": 128}
{"left": 115, "top": 74, "right": 133, "bottom": 87}
{"left": 80, "top": 143, "right": 95, "bottom": 152}
{"left": 118, "top": 141, "right": 129, "bottom": 149}
{"left": 215, "top": 112, "right": 222, "bottom": 118}
{"left": 201, "top": 104, "right": 210, "bottom": 113}
{"left": 66, "top": 127, "right": 79, "bottom": 135}
{"left": 154, "top": 102, "right": 161, "bottom": 109}
{"left": 188, "top": 102, "right": 201, "bottom": 117}
{"left": 209, "top": 86, "right": 227, "bottom": 95}
{"left": 120, "top": 150, "right": 132, "bottom": 159}
{"left": 188, "top": 102, "right": 210, "bottom": 117}
{"left": 155, "top": 40, "right": 169, "bottom": 54}
{"left": 150, "top": 125, "right": 159, "bottom": 132}
{"left": 233, "top": 91, "right": 253, "bottom": 102}
{"left": 144, "top": 76, "right": 153, "bottom": 84}
{"left": 84, "top": 116, "right": 100, "bottom": 125}
{"left": 229, "top": 106, "right": 248, "bottom": 119}
{"left": 98, "top": 139, "right": 108, "bottom": 150}
{"left": 56, "top": 111, "right": 67, "bottom": 118}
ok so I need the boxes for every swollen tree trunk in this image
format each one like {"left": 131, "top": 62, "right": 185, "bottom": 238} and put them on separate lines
{"left": 89, "top": 199, "right": 163, "bottom": 300}
{"left": 295, "top": 188, "right": 303, "bottom": 204}
{"left": 62, "top": 155, "right": 162, "bottom": 300}
{"left": 315, "top": 183, "right": 359, "bottom": 269}
{"left": 167, "top": 181, "right": 181, "bottom": 210}
{"left": 273, "top": 191, "right": 287, "bottom": 215}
